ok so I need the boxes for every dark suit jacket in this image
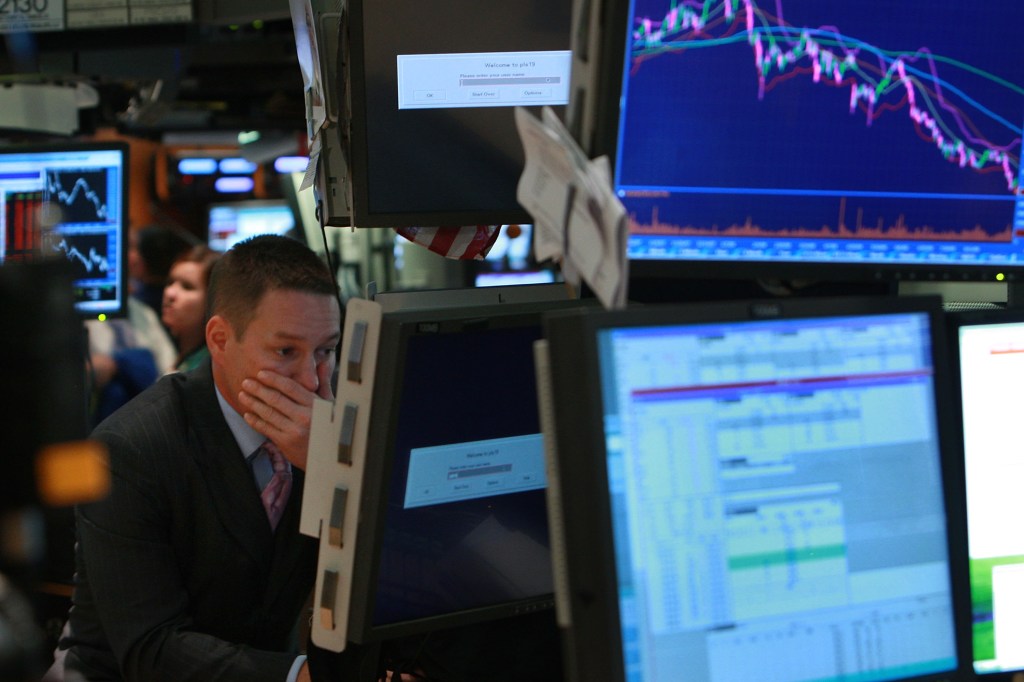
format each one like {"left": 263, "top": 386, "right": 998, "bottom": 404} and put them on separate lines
{"left": 60, "top": 360, "right": 318, "bottom": 682}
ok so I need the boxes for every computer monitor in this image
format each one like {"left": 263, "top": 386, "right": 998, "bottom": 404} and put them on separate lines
{"left": 206, "top": 199, "right": 300, "bottom": 252}
{"left": 539, "top": 295, "right": 971, "bottom": 682}
{"left": 574, "top": 0, "right": 1024, "bottom": 285}
{"left": 947, "top": 307, "right": 1024, "bottom": 677}
{"left": 345, "top": 298, "right": 586, "bottom": 643}
{"left": 345, "top": 0, "right": 572, "bottom": 227}
{"left": 475, "top": 269, "right": 558, "bottom": 288}
{"left": 475, "top": 223, "right": 559, "bottom": 287}
{"left": 372, "top": 281, "right": 572, "bottom": 314}
{"left": 484, "top": 224, "right": 535, "bottom": 271}
{"left": 0, "top": 141, "right": 130, "bottom": 320}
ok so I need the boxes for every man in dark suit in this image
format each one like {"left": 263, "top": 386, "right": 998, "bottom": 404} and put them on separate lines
{"left": 52, "top": 235, "right": 342, "bottom": 682}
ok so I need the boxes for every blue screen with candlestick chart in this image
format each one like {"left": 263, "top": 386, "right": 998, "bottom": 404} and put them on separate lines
{"left": 599, "top": 0, "right": 1024, "bottom": 282}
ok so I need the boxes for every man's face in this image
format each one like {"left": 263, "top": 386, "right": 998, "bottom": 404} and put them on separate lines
{"left": 209, "top": 288, "right": 341, "bottom": 415}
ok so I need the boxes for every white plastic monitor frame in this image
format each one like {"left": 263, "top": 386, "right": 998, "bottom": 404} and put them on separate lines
{"left": 301, "top": 296, "right": 383, "bottom": 652}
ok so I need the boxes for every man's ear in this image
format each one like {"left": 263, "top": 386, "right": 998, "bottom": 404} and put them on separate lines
{"left": 206, "top": 315, "right": 230, "bottom": 359}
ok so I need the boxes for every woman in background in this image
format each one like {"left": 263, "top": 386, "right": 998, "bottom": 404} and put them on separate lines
{"left": 162, "top": 245, "right": 221, "bottom": 372}
{"left": 129, "top": 223, "right": 193, "bottom": 320}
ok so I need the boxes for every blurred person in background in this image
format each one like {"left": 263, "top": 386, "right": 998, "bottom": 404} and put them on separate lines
{"left": 85, "top": 297, "right": 176, "bottom": 427}
{"left": 86, "top": 223, "right": 195, "bottom": 424}
{"left": 162, "top": 245, "right": 221, "bottom": 372}
{"left": 128, "top": 224, "right": 193, "bottom": 320}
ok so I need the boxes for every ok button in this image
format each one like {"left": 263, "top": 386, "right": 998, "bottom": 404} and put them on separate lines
{"left": 414, "top": 89, "right": 446, "bottom": 102}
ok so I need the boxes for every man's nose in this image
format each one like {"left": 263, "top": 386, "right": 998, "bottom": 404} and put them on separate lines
{"left": 295, "top": 354, "right": 319, "bottom": 393}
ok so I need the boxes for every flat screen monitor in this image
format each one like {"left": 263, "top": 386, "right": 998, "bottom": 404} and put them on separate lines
{"left": 475, "top": 269, "right": 557, "bottom": 288}
{"left": 579, "top": 0, "right": 1024, "bottom": 284}
{"left": 346, "top": 0, "right": 572, "bottom": 227}
{"left": 206, "top": 200, "right": 300, "bottom": 252}
{"left": 947, "top": 307, "right": 1024, "bottom": 677}
{"left": 346, "top": 298, "right": 586, "bottom": 643}
{"left": 484, "top": 224, "right": 536, "bottom": 271}
{"left": 373, "top": 281, "right": 572, "bottom": 314}
{"left": 0, "top": 142, "right": 129, "bottom": 320}
{"left": 475, "top": 223, "right": 559, "bottom": 287}
{"left": 540, "top": 295, "right": 971, "bottom": 682}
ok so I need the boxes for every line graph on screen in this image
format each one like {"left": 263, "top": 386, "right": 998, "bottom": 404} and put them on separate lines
{"left": 45, "top": 170, "right": 113, "bottom": 224}
{"left": 617, "top": 0, "right": 1024, "bottom": 242}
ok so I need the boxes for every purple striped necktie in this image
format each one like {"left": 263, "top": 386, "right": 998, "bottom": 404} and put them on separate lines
{"left": 257, "top": 441, "right": 292, "bottom": 531}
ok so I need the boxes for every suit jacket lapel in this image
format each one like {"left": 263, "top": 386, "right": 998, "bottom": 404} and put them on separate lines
{"left": 182, "top": 361, "right": 275, "bottom": 567}
{"left": 265, "top": 469, "right": 318, "bottom": 614}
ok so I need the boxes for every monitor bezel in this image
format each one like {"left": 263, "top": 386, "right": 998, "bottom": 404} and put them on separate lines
{"left": 945, "top": 304, "right": 1024, "bottom": 680}
{"left": 0, "top": 140, "right": 131, "bottom": 321}
{"left": 578, "top": 0, "right": 1024, "bottom": 287}
{"left": 542, "top": 294, "right": 974, "bottom": 682}
{"left": 346, "top": 298, "right": 588, "bottom": 644}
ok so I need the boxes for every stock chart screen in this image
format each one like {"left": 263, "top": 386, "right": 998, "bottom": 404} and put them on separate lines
{"left": 611, "top": 0, "right": 1024, "bottom": 279}
{"left": 0, "top": 144, "right": 128, "bottom": 319}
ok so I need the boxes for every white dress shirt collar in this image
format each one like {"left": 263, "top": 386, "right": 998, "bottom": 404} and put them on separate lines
{"left": 214, "top": 383, "right": 264, "bottom": 461}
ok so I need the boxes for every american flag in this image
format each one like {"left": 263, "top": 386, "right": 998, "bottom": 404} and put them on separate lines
{"left": 393, "top": 225, "right": 500, "bottom": 260}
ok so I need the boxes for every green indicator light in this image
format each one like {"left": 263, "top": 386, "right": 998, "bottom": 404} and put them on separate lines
{"left": 996, "top": 273, "right": 1006, "bottom": 282}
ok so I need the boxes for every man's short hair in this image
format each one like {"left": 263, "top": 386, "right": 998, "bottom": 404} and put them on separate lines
{"left": 208, "top": 235, "right": 339, "bottom": 337}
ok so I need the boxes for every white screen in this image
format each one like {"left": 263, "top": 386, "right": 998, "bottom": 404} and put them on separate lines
{"left": 957, "top": 319, "right": 1024, "bottom": 674}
